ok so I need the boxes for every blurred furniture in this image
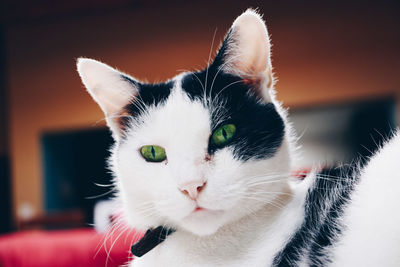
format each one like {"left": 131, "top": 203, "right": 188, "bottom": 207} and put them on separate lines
{"left": 18, "top": 210, "right": 86, "bottom": 230}
{"left": 0, "top": 227, "right": 142, "bottom": 267}
{"left": 290, "top": 97, "right": 397, "bottom": 168}
{"left": 41, "top": 128, "right": 114, "bottom": 227}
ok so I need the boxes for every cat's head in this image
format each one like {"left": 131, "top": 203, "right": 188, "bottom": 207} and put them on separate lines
{"left": 77, "top": 9, "right": 295, "bottom": 236}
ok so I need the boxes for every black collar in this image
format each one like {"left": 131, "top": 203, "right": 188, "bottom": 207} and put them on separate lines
{"left": 131, "top": 226, "right": 176, "bottom": 257}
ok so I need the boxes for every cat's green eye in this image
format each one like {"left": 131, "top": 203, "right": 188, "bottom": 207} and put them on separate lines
{"left": 140, "top": 145, "right": 166, "bottom": 162}
{"left": 211, "top": 124, "right": 236, "bottom": 147}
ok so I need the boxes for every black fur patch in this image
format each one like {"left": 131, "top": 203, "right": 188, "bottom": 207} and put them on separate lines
{"left": 272, "top": 167, "right": 359, "bottom": 266}
{"left": 121, "top": 75, "right": 173, "bottom": 128}
{"left": 180, "top": 32, "right": 284, "bottom": 161}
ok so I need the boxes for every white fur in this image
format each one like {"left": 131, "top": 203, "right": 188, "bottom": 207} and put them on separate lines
{"left": 330, "top": 132, "right": 400, "bottom": 267}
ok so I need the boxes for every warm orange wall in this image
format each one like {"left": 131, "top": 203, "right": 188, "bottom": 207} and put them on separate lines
{"left": 6, "top": 2, "right": 400, "bottom": 221}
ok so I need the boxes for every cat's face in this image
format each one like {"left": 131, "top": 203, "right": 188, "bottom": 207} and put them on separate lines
{"left": 78, "top": 9, "right": 293, "bottom": 236}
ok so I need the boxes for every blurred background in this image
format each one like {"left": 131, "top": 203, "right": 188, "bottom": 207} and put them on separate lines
{"left": 0, "top": 0, "right": 399, "bottom": 266}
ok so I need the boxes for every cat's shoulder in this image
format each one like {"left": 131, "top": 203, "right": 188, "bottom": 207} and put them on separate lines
{"left": 331, "top": 131, "right": 400, "bottom": 266}
{"left": 273, "top": 131, "right": 400, "bottom": 266}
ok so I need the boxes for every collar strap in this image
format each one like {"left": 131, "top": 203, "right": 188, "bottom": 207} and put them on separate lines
{"left": 131, "top": 226, "right": 176, "bottom": 257}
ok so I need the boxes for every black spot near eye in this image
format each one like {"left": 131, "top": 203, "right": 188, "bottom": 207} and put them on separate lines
{"left": 151, "top": 146, "right": 155, "bottom": 158}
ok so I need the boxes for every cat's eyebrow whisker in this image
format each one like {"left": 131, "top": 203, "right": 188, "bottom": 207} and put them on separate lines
{"left": 203, "top": 28, "right": 219, "bottom": 102}
{"left": 192, "top": 72, "right": 206, "bottom": 93}
{"left": 93, "top": 114, "right": 132, "bottom": 126}
{"left": 208, "top": 79, "right": 247, "bottom": 123}
{"left": 209, "top": 52, "right": 246, "bottom": 101}
{"left": 176, "top": 68, "right": 206, "bottom": 93}
{"left": 213, "top": 80, "right": 243, "bottom": 100}
{"left": 128, "top": 95, "right": 149, "bottom": 116}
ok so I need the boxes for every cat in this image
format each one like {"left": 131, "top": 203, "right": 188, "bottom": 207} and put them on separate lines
{"left": 77, "top": 9, "right": 400, "bottom": 267}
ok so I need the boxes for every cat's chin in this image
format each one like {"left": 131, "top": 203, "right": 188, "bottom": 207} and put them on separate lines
{"left": 179, "top": 220, "right": 221, "bottom": 236}
{"left": 177, "top": 209, "right": 226, "bottom": 236}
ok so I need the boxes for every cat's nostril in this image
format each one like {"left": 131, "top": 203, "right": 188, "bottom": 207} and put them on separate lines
{"left": 197, "top": 182, "right": 206, "bottom": 193}
{"left": 179, "top": 181, "right": 206, "bottom": 200}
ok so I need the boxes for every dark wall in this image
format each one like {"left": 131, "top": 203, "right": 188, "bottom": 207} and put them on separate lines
{"left": 0, "top": 25, "right": 12, "bottom": 233}
{"left": 0, "top": 156, "right": 12, "bottom": 233}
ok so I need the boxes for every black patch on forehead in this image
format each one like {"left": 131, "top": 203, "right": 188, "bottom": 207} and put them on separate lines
{"left": 180, "top": 29, "right": 284, "bottom": 161}
{"left": 122, "top": 75, "right": 173, "bottom": 117}
{"left": 181, "top": 68, "right": 284, "bottom": 161}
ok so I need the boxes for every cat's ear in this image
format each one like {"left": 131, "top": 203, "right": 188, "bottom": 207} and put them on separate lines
{"left": 214, "top": 9, "right": 273, "bottom": 99}
{"left": 77, "top": 58, "right": 138, "bottom": 139}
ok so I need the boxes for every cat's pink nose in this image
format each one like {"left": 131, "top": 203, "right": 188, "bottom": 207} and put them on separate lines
{"left": 179, "top": 180, "right": 206, "bottom": 200}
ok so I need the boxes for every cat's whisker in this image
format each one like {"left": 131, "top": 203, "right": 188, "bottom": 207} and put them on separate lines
{"left": 214, "top": 80, "right": 243, "bottom": 99}
{"left": 192, "top": 72, "right": 206, "bottom": 93}
{"left": 239, "top": 196, "right": 287, "bottom": 210}
{"left": 208, "top": 52, "right": 246, "bottom": 101}
{"left": 128, "top": 94, "right": 150, "bottom": 117}
{"left": 93, "top": 182, "right": 114, "bottom": 188}
{"left": 243, "top": 191, "right": 294, "bottom": 197}
{"left": 134, "top": 208, "right": 158, "bottom": 218}
{"left": 203, "top": 28, "right": 219, "bottom": 103}
{"left": 106, "top": 224, "right": 131, "bottom": 265}
{"left": 176, "top": 68, "right": 206, "bottom": 93}
{"left": 93, "top": 114, "right": 132, "bottom": 126}
{"left": 243, "top": 174, "right": 289, "bottom": 183}
{"left": 85, "top": 188, "right": 116, "bottom": 200}
{"left": 246, "top": 179, "right": 288, "bottom": 185}
{"left": 243, "top": 172, "right": 289, "bottom": 179}
{"left": 95, "top": 218, "right": 126, "bottom": 262}
{"left": 294, "top": 124, "right": 309, "bottom": 143}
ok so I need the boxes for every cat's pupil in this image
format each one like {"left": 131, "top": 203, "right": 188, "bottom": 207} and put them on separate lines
{"left": 151, "top": 146, "right": 155, "bottom": 158}
{"left": 222, "top": 128, "right": 227, "bottom": 140}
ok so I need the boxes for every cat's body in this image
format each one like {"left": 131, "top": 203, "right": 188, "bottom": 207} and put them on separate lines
{"left": 131, "top": 133, "right": 400, "bottom": 267}
{"left": 77, "top": 9, "right": 400, "bottom": 267}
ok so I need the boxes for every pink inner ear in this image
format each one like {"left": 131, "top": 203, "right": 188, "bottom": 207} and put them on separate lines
{"left": 242, "top": 77, "right": 261, "bottom": 87}
{"left": 229, "top": 10, "right": 271, "bottom": 76}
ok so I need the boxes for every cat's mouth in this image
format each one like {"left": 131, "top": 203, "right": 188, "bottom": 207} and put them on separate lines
{"left": 194, "top": 206, "right": 205, "bottom": 212}
{"left": 190, "top": 205, "right": 223, "bottom": 215}
{"left": 179, "top": 205, "right": 226, "bottom": 236}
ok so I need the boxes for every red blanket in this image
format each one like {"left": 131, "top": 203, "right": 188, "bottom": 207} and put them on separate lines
{"left": 0, "top": 228, "right": 143, "bottom": 267}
